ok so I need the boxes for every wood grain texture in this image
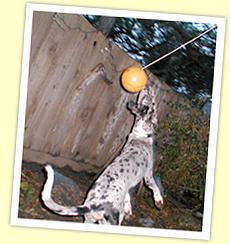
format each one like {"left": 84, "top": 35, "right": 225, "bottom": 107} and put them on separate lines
{"left": 23, "top": 12, "right": 190, "bottom": 171}
{"left": 24, "top": 12, "right": 138, "bottom": 169}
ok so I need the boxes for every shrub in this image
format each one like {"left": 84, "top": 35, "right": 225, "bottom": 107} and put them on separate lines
{"left": 156, "top": 103, "right": 209, "bottom": 211}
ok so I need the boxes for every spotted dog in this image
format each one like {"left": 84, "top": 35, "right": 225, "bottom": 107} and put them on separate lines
{"left": 42, "top": 82, "right": 164, "bottom": 225}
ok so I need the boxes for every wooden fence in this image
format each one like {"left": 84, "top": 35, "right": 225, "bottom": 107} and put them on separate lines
{"left": 23, "top": 11, "right": 189, "bottom": 172}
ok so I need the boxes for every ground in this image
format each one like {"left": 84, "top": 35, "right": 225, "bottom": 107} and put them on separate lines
{"left": 18, "top": 161, "right": 202, "bottom": 231}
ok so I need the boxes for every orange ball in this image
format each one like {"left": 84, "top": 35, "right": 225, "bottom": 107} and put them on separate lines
{"left": 121, "top": 66, "right": 147, "bottom": 93}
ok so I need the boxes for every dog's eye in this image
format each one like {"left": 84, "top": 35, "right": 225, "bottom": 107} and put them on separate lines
{"left": 140, "top": 105, "right": 149, "bottom": 116}
{"left": 143, "top": 105, "right": 149, "bottom": 112}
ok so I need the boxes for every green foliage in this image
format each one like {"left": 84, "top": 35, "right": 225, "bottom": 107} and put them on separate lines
{"left": 157, "top": 104, "right": 209, "bottom": 210}
{"left": 20, "top": 181, "right": 30, "bottom": 192}
{"left": 85, "top": 15, "right": 216, "bottom": 100}
{"left": 19, "top": 173, "right": 36, "bottom": 210}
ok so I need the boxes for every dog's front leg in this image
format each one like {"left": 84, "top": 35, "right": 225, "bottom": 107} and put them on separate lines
{"left": 124, "top": 192, "right": 132, "bottom": 218}
{"left": 144, "top": 172, "right": 164, "bottom": 209}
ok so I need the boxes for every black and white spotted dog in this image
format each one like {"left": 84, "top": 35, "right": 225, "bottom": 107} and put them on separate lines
{"left": 42, "top": 82, "right": 164, "bottom": 225}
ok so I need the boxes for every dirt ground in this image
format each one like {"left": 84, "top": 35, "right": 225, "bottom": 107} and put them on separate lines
{"left": 18, "top": 161, "right": 202, "bottom": 231}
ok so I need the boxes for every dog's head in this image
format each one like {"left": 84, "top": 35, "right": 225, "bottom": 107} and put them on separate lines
{"left": 127, "top": 100, "right": 150, "bottom": 117}
{"left": 127, "top": 83, "right": 157, "bottom": 136}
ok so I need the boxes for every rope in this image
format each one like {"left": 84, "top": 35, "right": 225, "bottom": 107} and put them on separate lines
{"left": 142, "top": 25, "right": 217, "bottom": 70}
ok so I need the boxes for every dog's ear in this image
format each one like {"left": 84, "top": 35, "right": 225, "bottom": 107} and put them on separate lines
{"left": 103, "top": 208, "right": 119, "bottom": 225}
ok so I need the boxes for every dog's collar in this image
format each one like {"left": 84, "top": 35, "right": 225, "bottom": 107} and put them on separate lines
{"left": 132, "top": 131, "right": 153, "bottom": 138}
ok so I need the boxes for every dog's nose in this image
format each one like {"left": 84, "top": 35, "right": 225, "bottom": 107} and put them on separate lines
{"left": 127, "top": 100, "right": 136, "bottom": 109}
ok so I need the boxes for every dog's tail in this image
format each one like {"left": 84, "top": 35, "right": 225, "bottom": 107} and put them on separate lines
{"left": 42, "top": 165, "right": 90, "bottom": 216}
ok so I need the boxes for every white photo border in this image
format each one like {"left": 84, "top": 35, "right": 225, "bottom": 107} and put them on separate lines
{"left": 11, "top": 3, "right": 226, "bottom": 240}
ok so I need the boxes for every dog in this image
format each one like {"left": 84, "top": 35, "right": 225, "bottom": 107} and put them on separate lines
{"left": 42, "top": 82, "right": 164, "bottom": 225}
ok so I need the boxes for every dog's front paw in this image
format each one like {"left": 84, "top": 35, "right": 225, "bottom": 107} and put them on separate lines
{"left": 154, "top": 193, "right": 164, "bottom": 210}
{"left": 124, "top": 203, "right": 133, "bottom": 218}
